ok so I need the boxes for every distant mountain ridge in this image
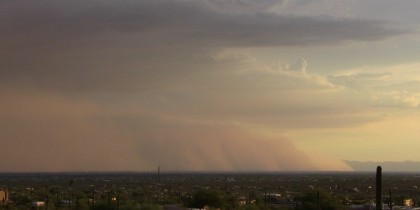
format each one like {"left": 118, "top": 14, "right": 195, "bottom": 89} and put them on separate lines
{"left": 345, "top": 160, "right": 420, "bottom": 172}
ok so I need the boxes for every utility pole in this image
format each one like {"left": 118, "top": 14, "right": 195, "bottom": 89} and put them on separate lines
{"left": 376, "top": 166, "right": 383, "bottom": 210}
{"left": 317, "top": 190, "right": 320, "bottom": 210}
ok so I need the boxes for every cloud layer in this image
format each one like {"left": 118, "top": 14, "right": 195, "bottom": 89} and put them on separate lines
{"left": 0, "top": 0, "right": 411, "bottom": 92}
{"left": 2, "top": 0, "right": 419, "bottom": 171}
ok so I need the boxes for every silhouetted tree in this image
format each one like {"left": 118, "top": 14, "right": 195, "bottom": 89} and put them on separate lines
{"left": 295, "top": 190, "right": 343, "bottom": 210}
{"left": 190, "top": 190, "right": 225, "bottom": 209}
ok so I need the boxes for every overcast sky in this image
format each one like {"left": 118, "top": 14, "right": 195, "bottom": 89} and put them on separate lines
{"left": 2, "top": 0, "right": 420, "bottom": 172}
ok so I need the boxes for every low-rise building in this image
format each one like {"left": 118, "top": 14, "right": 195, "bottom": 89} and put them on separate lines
{"left": 0, "top": 188, "right": 8, "bottom": 205}
{"left": 403, "top": 198, "right": 413, "bottom": 207}
{"left": 32, "top": 201, "right": 46, "bottom": 208}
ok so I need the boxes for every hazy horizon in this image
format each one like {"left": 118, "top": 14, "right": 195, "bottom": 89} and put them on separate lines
{"left": 5, "top": 160, "right": 420, "bottom": 173}
{"left": 2, "top": 0, "right": 420, "bottom": 172}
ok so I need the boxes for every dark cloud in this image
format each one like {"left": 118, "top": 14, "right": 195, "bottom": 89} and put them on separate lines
{"left": 2, "top": 0, "right": 409, "bottom": 47}
{"left": 348, "top": 0, "right": 420, "bottom": 23}
{"left": 0, "top": 0, "right": 411, "bottom": 92}
{"left": 204, "top": 0, "right": 285, "bottom": 13}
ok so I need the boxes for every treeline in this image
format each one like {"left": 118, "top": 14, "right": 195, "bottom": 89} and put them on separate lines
{"left": 2, "top": 188, "right": 345, "bottom": 210}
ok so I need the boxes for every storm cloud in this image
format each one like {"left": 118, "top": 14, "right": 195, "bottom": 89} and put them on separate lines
{"left": 2, "top": 0, "right": 418, "bottom": 172}
{"left": 0, "top": 0, "right": 411, "bottom": 92}
{"left": 2, "top": 0, "right": 408, "bottom": 47}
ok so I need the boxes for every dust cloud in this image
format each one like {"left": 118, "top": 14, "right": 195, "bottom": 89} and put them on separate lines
{"left": 0, "top": 88, "right": 350, "bottom": 172}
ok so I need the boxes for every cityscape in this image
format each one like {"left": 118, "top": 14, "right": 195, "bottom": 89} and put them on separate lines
{"left": 2, "top": 168, "right": 420, "bottom": 210}
{"left": 3, "top": 1, "right": 420, "bottom": 210}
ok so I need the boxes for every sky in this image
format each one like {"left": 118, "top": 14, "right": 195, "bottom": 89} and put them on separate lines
{"left": 2, "top": 0, "right": 420, "bottom": 172}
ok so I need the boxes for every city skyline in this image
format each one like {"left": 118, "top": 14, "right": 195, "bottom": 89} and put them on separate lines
{"left": 2, "top": 0, "right": 420, "bottom": 172}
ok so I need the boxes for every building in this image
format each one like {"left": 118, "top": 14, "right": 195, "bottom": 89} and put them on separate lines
{"left": 403, "top": 198, "right": 413, "bottom": 207}
{"left": 0, "top": 188, "right": 8, "bottom": 205}
{"left": 32, "top": 201, "right": 46, "bottom": 208}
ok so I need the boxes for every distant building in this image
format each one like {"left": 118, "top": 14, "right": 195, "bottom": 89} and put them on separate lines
{"left": 403, "top": 198, "right": 413, "bottom": 207}
{"left": 264, "top": 193, "right": 282, "bottom": 203}
{"left": 265, "top": 193, "right": 281, "bottom": 199}
{"left": 238, "top": 196, "right": 247, "bottom": 205}
{"left": 32, "top": 201, "right": 46, "bottom": 208}
{"left": 0, "top": 188, "right": 8, "bottom": 205}
{"left": 61, "top": 199, "right": 73, "bottom": 206}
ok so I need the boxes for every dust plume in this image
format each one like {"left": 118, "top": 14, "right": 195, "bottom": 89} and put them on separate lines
{"left": 0, "top": 87, "right": 350, "bottom": 172}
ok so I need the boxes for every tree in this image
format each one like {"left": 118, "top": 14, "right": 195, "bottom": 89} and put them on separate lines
{"left": 190, "top": 190, "right": 225, "bottom": 209}
{"left": 295, "top": 190, "right": 343, "bottom": 210}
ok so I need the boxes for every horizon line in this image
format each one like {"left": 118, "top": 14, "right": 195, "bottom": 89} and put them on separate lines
{"left": 2, "top": 170, "right": 416, "bottom": 174}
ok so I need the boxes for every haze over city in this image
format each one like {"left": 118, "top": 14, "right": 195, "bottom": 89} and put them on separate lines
{"left": 2, "top": 0, "right": 420, "bottom": 172}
